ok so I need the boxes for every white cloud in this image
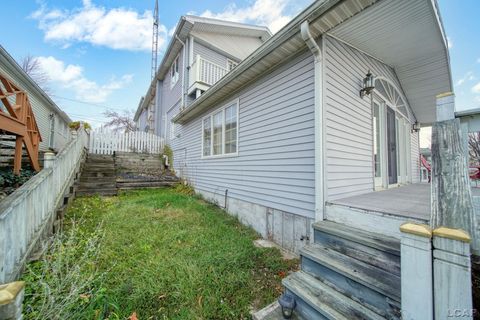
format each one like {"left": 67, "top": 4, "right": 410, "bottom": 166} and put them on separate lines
{"left": 473, "top": 82, "right": 480, "bottom": 94}
{"left": 36, "top": 56, "right": 132, "bottom": 103}
{"left": 455, "top": 71, "right": 476, "bottom": 87}
{"left": 31, "top": 1, "right": 167, "bottom": 51}
{"left": 447, "top": 36, "right": 453, "bottom": 49}
{"left": 198, "top": 0, "right": 306, "bottom": 33}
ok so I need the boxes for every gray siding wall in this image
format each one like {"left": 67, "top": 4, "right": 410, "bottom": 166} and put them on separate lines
{"left": 193, "top": 41, "right": 230, "bottom": 69}
{"left": 324, "top": 36, "right": 414, "bottom": 200}
{"left": 0, "top": 63, "right": 70, "bottom": 152}
{"left": 173, "top": 51, "right": 315, "bottom": 218}
{"left": 411, "top": 131, "right": 420, "bottom": 183}
{"left": 137, "top": 109, "right": 148, "bottom": 132}
{"left": 161, "top": 48, "right": 183, "bottom": 125}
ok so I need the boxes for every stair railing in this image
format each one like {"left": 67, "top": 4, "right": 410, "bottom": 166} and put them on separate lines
{"left": 0, "top": 73, "right": 42, "bottom": 174}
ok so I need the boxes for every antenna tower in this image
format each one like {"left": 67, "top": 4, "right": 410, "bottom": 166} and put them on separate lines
{"left": 151, "top": 0, "right": 159, "bottom": 81}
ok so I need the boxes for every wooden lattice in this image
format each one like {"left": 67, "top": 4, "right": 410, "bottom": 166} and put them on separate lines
{"left": 0, "top": 73, "right": 42, "bottom": 174}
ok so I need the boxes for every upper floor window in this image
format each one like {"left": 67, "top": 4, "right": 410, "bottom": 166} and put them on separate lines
{"left": 202, "top": 100, "right": 238, "bottom": 157}
{"left": 227, "top": 59, "right": 238, "bottom": 71}
{"left": 170, "top": 55, "right": 179, "bottom": 88}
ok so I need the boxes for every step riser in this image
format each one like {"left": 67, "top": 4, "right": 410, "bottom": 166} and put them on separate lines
{"left": 301, "top": 256, "right": 400, "bottom": 319}
{"left": 314, "top": 230, "right": 400, "bottom": 276}
{"left": 285, "top": 288, "right": 329, "bottom": 320}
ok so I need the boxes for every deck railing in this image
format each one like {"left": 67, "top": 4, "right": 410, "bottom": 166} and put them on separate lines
{"left": 190, "top": 55, "right": 229, "bottom": 89}
{"left": 0, "top": 128, "right": 88, "bottom": 283}
{"left": 89, "top": 129, "right": 164, "bottom": 155}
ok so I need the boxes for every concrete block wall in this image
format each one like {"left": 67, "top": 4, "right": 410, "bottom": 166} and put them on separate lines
{"left": 199, "top": 189, "right": 313, "bottom": 253}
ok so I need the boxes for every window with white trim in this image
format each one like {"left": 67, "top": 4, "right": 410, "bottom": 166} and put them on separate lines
{"left": 170, "top": 55, "right": 179, "bottom": 88}
{"left": 202, "top": 101, "right": 238, "bottom": 157}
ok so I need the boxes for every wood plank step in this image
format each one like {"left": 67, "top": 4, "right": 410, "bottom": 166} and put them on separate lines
{"left": 283, "top": 271, "right": 385, "bottom": 320}
{"left": 313, "top": 221, "right": 400, "bottom": 256}
{"left": 313, "top": 221, "right": 400, "bottom": 276}
{"left": 300, "top": 244, "right": 401, "bottom": 303}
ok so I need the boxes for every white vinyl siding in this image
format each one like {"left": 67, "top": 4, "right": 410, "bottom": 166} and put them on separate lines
{"left": 172, "top": 52, "right": 315, "bottom": 218}
{"left": 324, "top": 35, "right": 414, "bottom": 201}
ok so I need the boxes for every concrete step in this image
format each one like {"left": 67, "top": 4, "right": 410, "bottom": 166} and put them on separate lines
{"left": 283, "top": 271, "right": 385, "bottom": 320}
{"left": 77, "top": 181, "right": 116, "bottom": 188}
{"left": 76, "top": 188, "right": 117, "bottom": 196}
{"left": 300, "top": 244, "right": 400, "bottom": 318}
{"left": 313, "top": 221, "right": 400, "bottom": 275}
{"left": 252, "top": 302, "right": 306, "bottom": 320}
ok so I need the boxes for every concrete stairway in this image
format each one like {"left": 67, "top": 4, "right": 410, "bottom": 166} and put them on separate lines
{"left": 76, "top": 154, "right": 117, "bottom": 196}
{"left": 280, "top": 221, "right": 401, "bottom": 320}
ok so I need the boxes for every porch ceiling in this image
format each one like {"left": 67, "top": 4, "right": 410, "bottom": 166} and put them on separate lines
{"left": 329, "top": 0, "right": 452, "bottom": 124}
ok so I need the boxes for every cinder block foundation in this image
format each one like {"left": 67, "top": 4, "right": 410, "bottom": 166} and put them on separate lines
{"left": 198, "top": 189, "right": 313, "bottom": 253}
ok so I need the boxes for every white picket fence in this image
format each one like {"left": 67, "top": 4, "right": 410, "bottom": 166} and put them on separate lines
{"left": 89, "top": 129, "right": 165, "bottom": 155}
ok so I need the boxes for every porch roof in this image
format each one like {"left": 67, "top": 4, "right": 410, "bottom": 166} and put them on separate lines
{"left": 174, "top": 0, "right": 451, "bottom": 125}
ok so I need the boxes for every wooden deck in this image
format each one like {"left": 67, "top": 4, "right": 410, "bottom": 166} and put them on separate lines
{"left": 330, "top": 184, "right": 480, "bottom": 221}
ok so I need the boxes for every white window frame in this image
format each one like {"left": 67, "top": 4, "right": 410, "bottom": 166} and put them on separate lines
{"left": 170, "top": 55, "right": 180, "bottom": 89}
{"left": 201, "top": 98, "right": 239, "bottom": 159}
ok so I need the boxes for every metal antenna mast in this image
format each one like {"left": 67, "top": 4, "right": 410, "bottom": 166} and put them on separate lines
{"left": 151, "top": 0, "right": 159, "bottom": 81}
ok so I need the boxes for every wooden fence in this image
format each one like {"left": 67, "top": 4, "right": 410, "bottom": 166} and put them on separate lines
{"left": 0, "top": 128, "right": 89, "bottom": 283}
{"left": 89, "top": 129, "right": 164, "bottom": 155}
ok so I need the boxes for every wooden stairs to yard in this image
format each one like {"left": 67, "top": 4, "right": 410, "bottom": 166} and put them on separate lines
{"left": 269, "top": 221, "right": 401, "bottom": 320}
{"left": 76, "top": 153, "right": 180, "bottom": 196}
{"left": 76, "top": 154, "right": 118, "bottom": 196}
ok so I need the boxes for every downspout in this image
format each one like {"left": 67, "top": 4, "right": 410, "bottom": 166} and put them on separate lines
{"left": 175, "top": 35, "right": 186, "bottom": 109}
{"left": 301, "top": 21, "right": 324, "bottom": 222}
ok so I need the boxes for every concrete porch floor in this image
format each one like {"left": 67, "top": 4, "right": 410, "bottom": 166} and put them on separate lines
{"left": 330, "top": 183, "right": 480, "bottom": 221}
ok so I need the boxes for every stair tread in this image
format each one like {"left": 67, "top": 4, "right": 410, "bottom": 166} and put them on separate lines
{"left": 313, "top": 221, "right": 400, "bottom": 255}
{"left": 283, "top": 271, "right": 385, "bottom": 320}
{"left": 301, "top": 244, "right": 400, "bottom": 302}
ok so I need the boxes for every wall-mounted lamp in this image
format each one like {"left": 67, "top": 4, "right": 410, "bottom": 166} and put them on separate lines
{"left": 360, "top": 70, "right": 375, "bottom": 98}
{"left": 278, "top": 293, "right": 296, "bottom": 319}
{"left": 411, "top": 122, "right": 421, "bottom": 133}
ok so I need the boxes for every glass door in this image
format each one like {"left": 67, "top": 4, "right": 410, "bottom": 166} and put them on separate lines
{"left": 373, "top": 102, "right": 384, "bottom": 189}
{"left": 386, "top": 107, "right": 398, "bottom": 185}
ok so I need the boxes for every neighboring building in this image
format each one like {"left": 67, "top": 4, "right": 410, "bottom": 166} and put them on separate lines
{"left": 0, "top": 46, "right": 71, "bottom": 152}
{"left": 420, "top": 147, "right": 432, "bottom": 183}
{"left": 134, "top": 15, "right": 272, "bottom": 135}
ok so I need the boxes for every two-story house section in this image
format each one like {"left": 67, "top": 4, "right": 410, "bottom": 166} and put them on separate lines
{"left": 134, "top": 15, "right": 272, "bottom": 141}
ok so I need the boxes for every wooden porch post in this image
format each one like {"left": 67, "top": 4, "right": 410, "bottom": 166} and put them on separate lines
{"left": 430, "top": 91, "right": 478, "bottom": 253}
{"left": 13, "top": 137, "right": 23, "bottom": 175}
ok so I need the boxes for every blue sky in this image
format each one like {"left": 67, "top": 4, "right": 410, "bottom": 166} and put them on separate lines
{"left": 0, "top": 0, "right": 478, "bottom": 126}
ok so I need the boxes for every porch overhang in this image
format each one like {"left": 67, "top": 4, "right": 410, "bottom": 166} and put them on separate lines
{"left": 329, "top": 0, "right": 452, "bottom": 124}
{"left": 174, "top": 0, "right": 451, "bottom": 125}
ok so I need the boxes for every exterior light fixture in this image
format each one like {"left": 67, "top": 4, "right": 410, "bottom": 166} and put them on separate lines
{"left": 412, "top": 122, "right": 421, "bottom": 133}
{"left": 278, "top": 293, "right": 296, "bottom": 319}
{"left": 360, "top": 70, "right": 375, "bottom": 98}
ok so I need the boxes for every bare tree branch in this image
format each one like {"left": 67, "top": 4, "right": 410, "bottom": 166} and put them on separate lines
{"left": 21, "top": 55, "right": 51, "bottom": 94}
{"left": 102, "top": 109, "right": 136, "bottom": 133}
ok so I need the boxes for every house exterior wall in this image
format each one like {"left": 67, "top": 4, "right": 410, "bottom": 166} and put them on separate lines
{"left": 193, "top": 40, "right": 231, "bottom": 69}
{"left": 137, "top": 109, "right": 148, "bottom": 132}
{"left": 172, "top": 52, "right": 315, "bottom": 252}
{"left": 411, "top": 131, "right": 420, "bottom": 183}
{"left": 324, "top": 36, "right": 417, "bottom": 201}
{"left": 0, "top": 57, "right": 70, "bottom": 152}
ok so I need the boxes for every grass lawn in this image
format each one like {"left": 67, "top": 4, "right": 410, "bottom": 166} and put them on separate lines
{"left": 22, "top": 187, "right": 297, "bottom": 319}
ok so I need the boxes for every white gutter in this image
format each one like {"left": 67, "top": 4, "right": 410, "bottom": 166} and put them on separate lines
{"left": 301, "top": 21, "right": 325, "bottom": 222}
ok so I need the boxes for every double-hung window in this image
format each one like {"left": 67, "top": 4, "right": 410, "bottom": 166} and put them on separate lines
{"left": 170, "top": 55, "right": 179, "bottom": 88}
{"left": 202, "top": 100, "right": 238, "bottom": 157}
